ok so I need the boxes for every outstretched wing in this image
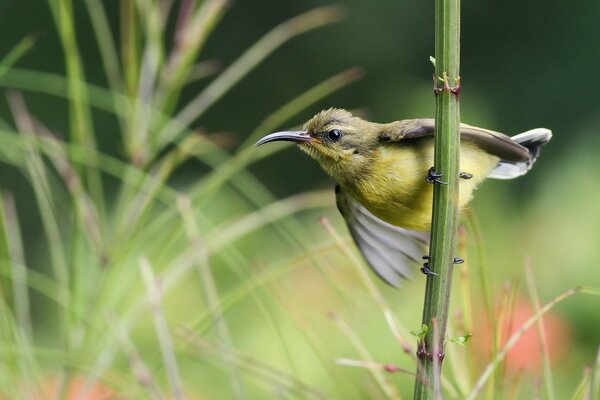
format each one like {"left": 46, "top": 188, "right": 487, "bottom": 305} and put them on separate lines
{"left": 335, "top": 186, "right": 428, "bottom": 287}
{"left": 380, "top": 119, "right": 531, "bottom": 163}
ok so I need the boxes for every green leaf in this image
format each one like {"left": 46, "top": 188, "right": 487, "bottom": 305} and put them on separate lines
{"left": 410, "top": 324, "right": 429, "bottom": 339}
{"left": 448, "top": 332, "right": 472, "bottom": 346}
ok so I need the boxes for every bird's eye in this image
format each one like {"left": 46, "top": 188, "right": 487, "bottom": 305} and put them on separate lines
{"left": 327, "top": 129, "right": 342, "bottom": 142}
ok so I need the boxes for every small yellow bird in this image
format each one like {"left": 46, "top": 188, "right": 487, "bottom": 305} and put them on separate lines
{"left": 256, "top": 108, "right": 551, "bottom": 286}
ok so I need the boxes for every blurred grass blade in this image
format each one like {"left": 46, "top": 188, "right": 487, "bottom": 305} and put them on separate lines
{"left": 213, "top": 190, "right": 331, "bottom": 248}
{"left": 82, "top": 0, "right": 127, "bottom": 138}
{"left": 139, "top": 259, "right": 184, "bottom": 400}
{"left": 0, "top": 193, "right": 11, "bottom": 302}
{"left": 185, "top": 59, "right": 221, "bottom": 83}
{"left": 6, "top": 92, "right": 71, "bottom": 344}
{"left": 1, "top": 193, "right": 32, "bottom": 341}
{"left": 570, "top": 368, "right": 591, "bottom": 400}
{"left": 336, "top": 358, "right": 414, "bottom": 376}
{"left": 241, "top": 67, "right": 363, "bottom": 148}
{"left": 105, "top": 313, "right": 163, "bottom": 400}
{"left": 332, "top": 313, "right": 401, "bottom": 400}
{"left": 121, "top": 0, "right": 139, "bottom": 97}
{"left": 589, "top": 346, "right": 600, "bottom": 400}
{"left": 465, "top": 212, "right": 497, "bottom": 392}
{"left": 82, "top": 0, "right": 123, "bottom": 93}
{"left": 47, "top": 0, "right": 105, "bottom": 217}
{"left": 466, "top": 287, "right": 585, "bottom": 400}
{"left": 318, "top": 217, "right": 420, "bottom": 360}
{"left": 0, "top": 69, "right": 350, "bottom": 277}
{"left": 176, "top": 196, "right": 246, "bottom": 399}
{"left": 156, "top": 5, "right": 345, "bottom": 147}
{"left": 179, "top": 329, "right": 327, "bottom": 400}
{"left": 178, "top": 67, "right": 361, "bottom": 214}
{"left": 157, "top": 0, "right": 230, "bottom": 115}
{"left": 126, "top": 40, "right": 162, "bottom": 162}
{"left": 0, "top": 36, "right": 35, "bottom": 80}
{"left": 13, "top": 101, "right": 105, "bottom": 264}
{"left": 36, "top": 128, "right": 105, "bottom": 259}
{"left": 524, "top": 259, "right": 555, "bottom": 400}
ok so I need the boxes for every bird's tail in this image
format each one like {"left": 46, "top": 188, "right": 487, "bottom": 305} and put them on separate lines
{"left": 488, "top": 128, "right": 552, "bottom": 179}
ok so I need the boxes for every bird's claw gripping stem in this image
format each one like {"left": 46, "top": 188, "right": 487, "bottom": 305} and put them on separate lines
{"left": 426, "top": 167, "right": 448, "bottom": 185}
{"left": 421, "top": 256, "right": 464, "bottom": 276}
{"left": 421, "top": 256, "right": 438, "bottom": 276}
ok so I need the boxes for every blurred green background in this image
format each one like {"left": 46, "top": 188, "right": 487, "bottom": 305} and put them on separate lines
{"left": 0, "top": 0, "right": 599, "bottom": 399}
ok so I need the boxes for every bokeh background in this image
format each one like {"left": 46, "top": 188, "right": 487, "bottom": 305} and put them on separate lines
{"left": 0, "top": 0, "right": 599, "bottom": 399}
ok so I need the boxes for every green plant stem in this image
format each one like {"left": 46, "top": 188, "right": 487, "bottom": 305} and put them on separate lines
{"left": 413, "top": 0, "right": 460, "bottom": 397}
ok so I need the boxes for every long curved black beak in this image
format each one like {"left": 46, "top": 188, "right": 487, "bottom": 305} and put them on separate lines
{"left": 255, "top": 130, "right": 312, "bottom": 146}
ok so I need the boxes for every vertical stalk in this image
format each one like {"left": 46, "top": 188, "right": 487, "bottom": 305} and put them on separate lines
{"left": 413, "top": 0, "right": 460, "bottom": 397}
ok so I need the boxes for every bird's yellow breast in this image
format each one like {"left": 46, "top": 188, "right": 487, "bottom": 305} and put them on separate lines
{"left": 343, "top": 138, "right": 500, "bottom": 231}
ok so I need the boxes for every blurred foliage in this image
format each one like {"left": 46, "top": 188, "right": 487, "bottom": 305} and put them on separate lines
{"left": 0, "top": 0, "right": 599, "bottom": 399}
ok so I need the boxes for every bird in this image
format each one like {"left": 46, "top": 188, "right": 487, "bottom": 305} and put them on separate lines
{"left": 256, "top": 108, "right": 552, "bottom": 287}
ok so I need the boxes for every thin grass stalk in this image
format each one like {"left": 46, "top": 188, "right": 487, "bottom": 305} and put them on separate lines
{"left": 0, "top": 68, "right": 357, "bottom": 260}
{"left": 589, "top": 346, "right": 600, "bottom": 400}
{"left": 155, "top": 5, "right": 345, "bottom": 148}
{"left": 178, "top": 329, "right": 327, "bottom": 400}
{"left": 332, "top": 314, "right": 401, "bottom": 400}
{"left": 319, "top": 217, "right": 410, "bottom": 340}
{"left": 10, "top": 95, "right": 105, "bottom": 265}
{"left": 264, "top": 278, "right": 364, "bottom": 398}
{"left": 1, "top": 193, "right": 31, "bottom": 341}
{"left": 176, "top": 196, "right": 246, "bottom": 399}
{"left": 112, "top": 20, "right": 354, "bottom": 240}
{"left": 121, "top": 0, "right": 139, "bottom": 97}
{"left": 156, "top": 0, "right": 229, "bottom": 115}
{"left": 82, "top": 0, "right": 123, "bottom": 92}
{"left": 524, "top": 259, "right": 556, "bottom": 400}
{"left": 413, "top": 0, "right": 461, "bottom": 397}
{"left": 570, "top": 368, "right": 591, "bottom": 400}
{"left": 187, "top": 244, "right": 337, "bottom": 330}
{"left": 450, "top": 226, "right": 473, "bottom": 394}
{"left": 82, "top": 0, "right": 127, "bottom": 138}
{"left": 127, "top": 43, "right": 161, "bottom": 163}
{"left": 496, "top": 277, "right": 520, "bottom": 391}
{"left": 0, "top": 195, "right": 44, "bottom": 399}
{"left": 104, "top": 313, "right": 163, "bottom": 400}
{"left": 0, "top": 195, "right": 12, "bottom": 303}
{"left": 47, "top": 0, "right": 106, "bottom": 219}
{"left": 6, "top": 93, "right": 71, "bottom": 347}
{"left": 464, "top": 212, "right": 497, "bottom": 392}
{"left": 84, "top": 218, "right": 287, "bottom": 400}
{"left": 139, "top": 259, "right": 184, "bottom": 400}
{"left": 0, "top": 296, "right": 40, "bottom": 399}
{"left": 465, "top": 286, "right": 589, "bottom": 400}
{"left": 0, "top": 36, "right": 35, "bottom": 80}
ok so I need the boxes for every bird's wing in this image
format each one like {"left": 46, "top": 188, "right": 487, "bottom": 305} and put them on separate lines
{"left": 379, "top": 119, "right": 530, "bottom": 162}
{"left": 335, "top": 186, "right": 428, "bottom": 287}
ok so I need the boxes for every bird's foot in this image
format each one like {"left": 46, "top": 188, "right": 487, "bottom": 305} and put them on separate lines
{"left": 459, "top": 172, "right": 473, "bottom": 179}
{"left": 426, "top": 167, "right": 448, "bottom": 185}
{"left": 421, "top": 256, "right": 438, "bottom": 276}
{"left": 420, "top": 256, "right": 463, "bottom": 275}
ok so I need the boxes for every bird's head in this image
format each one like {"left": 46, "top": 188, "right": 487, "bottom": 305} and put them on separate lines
{"left": 256, "top": 108, "right": 381, "bottom": 183}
